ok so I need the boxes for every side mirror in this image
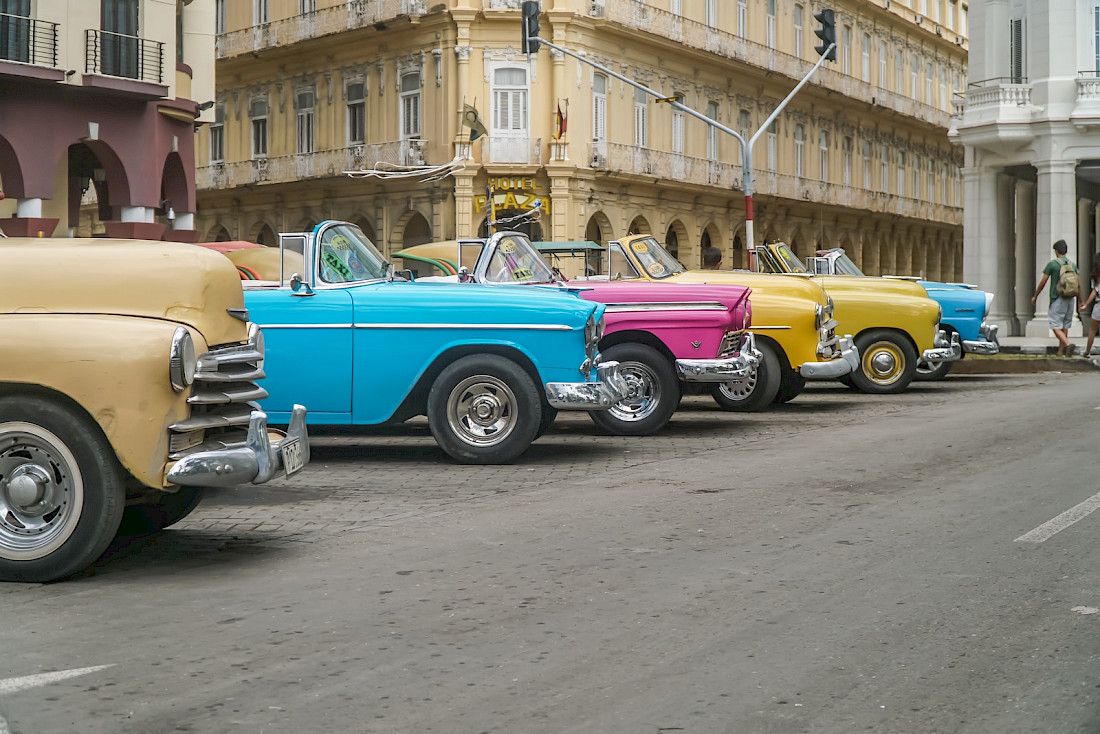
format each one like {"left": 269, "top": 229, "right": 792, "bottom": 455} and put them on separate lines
{"left": 458, "top": 266, "right": 472, "bottom": 283}
{"left": 290, "top": 272, "right": 315, "bottom": 297}
{"left": 394, "top": 269, "right": 414, "bottom": 282}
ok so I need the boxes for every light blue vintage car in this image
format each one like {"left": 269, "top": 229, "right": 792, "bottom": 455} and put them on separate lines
{"left": 236, "top": 221, "right": 627, "bottom": 464}
{"left": 807, "top": 247, "right": 999, "bottom": 380}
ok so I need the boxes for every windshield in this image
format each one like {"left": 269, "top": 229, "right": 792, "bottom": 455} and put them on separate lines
{"left": 318, "top": 222, "right": 389, "bottom": 284}
{"left": 827, "top": 249, "right": 865, "bottom": 276}
{"left": 622, "top": 237, "right": 685, "bottom": 279}
{"left": 483, "top": 234, "right": 556, "bottom": 284}
{"left": 773, "top": 243, "right": 810, "bottom": 273}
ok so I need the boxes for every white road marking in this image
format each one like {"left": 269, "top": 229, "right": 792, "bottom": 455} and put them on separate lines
{"left": 1015, "top": 491, "right": 1100, "bottom": 544}
{"left": 0, "top": 665, "right": 114, "bottom": 696}
{"left": 0, "top": 713, "right": 10, "bottom": 734}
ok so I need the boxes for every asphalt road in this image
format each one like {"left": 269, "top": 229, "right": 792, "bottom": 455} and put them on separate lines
{"left": 2, "top": 373, "right": 1098, "bottom": 734}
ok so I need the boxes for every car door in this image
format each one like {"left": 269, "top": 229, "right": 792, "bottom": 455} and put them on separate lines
{"left": 244, "top": 285, "right": 355, "bottom": 424}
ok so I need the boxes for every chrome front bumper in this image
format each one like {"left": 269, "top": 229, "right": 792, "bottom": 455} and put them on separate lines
{"left": 922, "top": 330, "right": 963, "bottom": 362}
{"left": 963, "top": 323, "right": 999, "bottom": 355}
{"left": 801, "top": 335, "right": 859, "bottom": 379}
{"left": 675, "top": 332, "right": 762, "bottom": 383}
{"left": 166, "top": 404, "right": 310, "bottom": 487}
{"left": 546, "top": 361, "right": 629, "bottom": 410}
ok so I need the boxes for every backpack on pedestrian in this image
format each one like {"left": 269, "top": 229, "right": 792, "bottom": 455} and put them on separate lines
{"left": 1056, "top": 258, "right": 1080, "bottom": 298}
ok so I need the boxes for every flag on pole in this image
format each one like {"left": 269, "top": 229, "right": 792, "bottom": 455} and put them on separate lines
{"left": 553, "top": 101, "right": 568, "bottom": 140}
{"left": 462, "top": 102, "right": 489, "bottom": 142}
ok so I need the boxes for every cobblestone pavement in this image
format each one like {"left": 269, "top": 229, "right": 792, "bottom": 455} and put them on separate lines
{"left": 130, "top": 374, "right": 1039, "bottom": 559}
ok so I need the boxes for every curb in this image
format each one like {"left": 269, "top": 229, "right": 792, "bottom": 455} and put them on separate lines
{"left": 952, "top": 356, "right": 1100, "bottom": 374}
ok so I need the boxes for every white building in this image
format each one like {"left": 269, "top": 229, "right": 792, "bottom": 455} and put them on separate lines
{"left": 953, "top": 0, "right": 1100, "bottom": 336}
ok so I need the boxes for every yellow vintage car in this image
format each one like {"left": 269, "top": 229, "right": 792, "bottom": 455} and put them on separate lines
{"left": 608, "top": 234, "right": 948, "bottom": 394}
{"left": 401, "top": 236, "right": 858, "bottom": 411}
{"left": 0, "top": 238, "right": 309, "bottom": 582}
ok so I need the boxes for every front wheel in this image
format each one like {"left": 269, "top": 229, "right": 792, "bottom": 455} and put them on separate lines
{"left": 118, "top": 487, "right": 205, "bottom": 535}
{"left": 427, "top": 354, "right": 541, "bottom": 464}
{"left": 588, "top": 343, "right": 680, "bottom": 436}
{"left": 914, "top": 358, "right": 953, "bottom": 381}
{"left": 850, "top": 330, "right": 918, "bottom": 394}
{"left": 0, "top": 397, "right": 126, "bottom": 582}
{"left": 710, "top": 341, "right": 781, "bottom": 412}
{"left": 773, "top": 370, "right": 807, "bottom": 405}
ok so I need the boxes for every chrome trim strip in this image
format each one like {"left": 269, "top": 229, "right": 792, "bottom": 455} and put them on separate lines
{"left": 748, "top": 325, "right": 793, "bottom": 330}
{"left": 256, "top": 323, "right": 574, "bottom": 331}
{"left": 546, "top": 361, "right": 628, "bottom": 409}
{"left": 604, "top": 302, "right": 729, "bottom": 312}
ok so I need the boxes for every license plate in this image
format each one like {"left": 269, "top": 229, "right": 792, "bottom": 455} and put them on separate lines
{"left": 281, "top": 437, "right": 304, "bottom": 478}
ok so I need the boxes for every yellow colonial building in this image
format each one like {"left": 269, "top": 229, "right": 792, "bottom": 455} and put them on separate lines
{"left": 197, "top": 0, "right": 966, "bottom": 278}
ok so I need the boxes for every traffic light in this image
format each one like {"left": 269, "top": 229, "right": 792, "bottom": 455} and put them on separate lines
{"left": 521, "top": 1, "right": 541, "bottom": 55}
{"left": 814, "top": 8, "right": 837, "bottom": 61}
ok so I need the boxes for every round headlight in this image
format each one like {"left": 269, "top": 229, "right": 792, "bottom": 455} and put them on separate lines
{"left": 169, "top": 326, "right": 196, "bottom": 392}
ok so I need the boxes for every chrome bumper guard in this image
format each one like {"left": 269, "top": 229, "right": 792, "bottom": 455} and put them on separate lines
{"left": 166, "top": 404, "right": 310, "bottom": 487}
{"left": 964, "top": 323, "right": 1000, "bottom": 355}
{"left": 801, "top": 335, "right": 859, "bottom": 379}
{"left": 546, "top": 361, "right": 628, "bottom": 410}
{"left": 922, "top": 330, "right": 963, "bottom": 362}
{"left": 676, "top": 332, "right": 762, "bottom": 383}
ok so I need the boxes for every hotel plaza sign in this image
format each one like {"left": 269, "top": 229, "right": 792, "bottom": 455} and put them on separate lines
{"left": 473, "top": 177, "right": 550, "bottom": 216}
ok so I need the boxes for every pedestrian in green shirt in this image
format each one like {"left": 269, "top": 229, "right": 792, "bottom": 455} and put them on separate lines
{"left": 1031, "top": 239, "right": 1080, "bottom": 356}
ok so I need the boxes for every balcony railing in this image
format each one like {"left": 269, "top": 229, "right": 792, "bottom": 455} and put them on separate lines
{"left": 217, "top": 0, "right": 426, "bottom": 59}
{"left": 593, "top": 0, "right": 952, "bottom": 128}
{"left": 488, "top": 137, "right": 543, "bottom": 165}
{"left": 85, "top": 29, "right": 163, "bottom": 83}
{"left": 590, "top": 142, "right": 960, "bottom": 224}
{"left": 197, "top": 141, "right": 424, "bottom": 189}
{"left": 0, "top": 12, "right": 58, "bottom": 67}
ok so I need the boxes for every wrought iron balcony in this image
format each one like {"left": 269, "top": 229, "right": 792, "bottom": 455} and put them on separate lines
{"left": 0, "top": 12, "right": 58, "bottom": 68}
{"left": 85, "top": 29, "right": 163, "bottom": 83}
{"left": 217, "top": 0, "right": 426, "bottom": 59}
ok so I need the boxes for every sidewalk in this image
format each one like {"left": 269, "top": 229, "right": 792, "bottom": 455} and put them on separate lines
{"left": 950, "top": 334, "right": 1100, "bottom": 374}
{"left": 998, "top": 335, "right": 1094, "bottom": 356}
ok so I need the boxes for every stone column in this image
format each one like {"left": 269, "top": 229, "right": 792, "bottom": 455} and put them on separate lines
{"left": 991, "top": 173, "right": 1016, "bottom": 331}
{"left": 963, "top": 166, "right": 1008, "bottom": 329}
{"left": 1077, "top": 198, "right": 1093, "bottom": 278}
{"left": 1013, "top": 180, "right": 1036, "bottom": 330}
{"left": 549, "top": 175, "right": 571, "bottom": 241}
{"left": 1027, "top": 160, "right": 1078, "bottom": 336}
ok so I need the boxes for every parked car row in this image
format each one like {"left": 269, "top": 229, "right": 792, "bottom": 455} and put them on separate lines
{"left": 0, "top": 221, "right": 991, "bottom": 582}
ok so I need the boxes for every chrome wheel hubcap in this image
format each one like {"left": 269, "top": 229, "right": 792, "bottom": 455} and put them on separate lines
{"left": 447, "top": 376, "right": 518, "bottom": 447}
{"left": 608, "top": 361, "right": 661, "bottom": 422}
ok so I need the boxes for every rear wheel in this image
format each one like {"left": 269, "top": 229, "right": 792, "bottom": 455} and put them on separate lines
{"left": 589, "top": 343, "right": 680, "bottom": 436}
{"left": 710, "top": 341, "right": 781, "bottom": 412}
{"left": 850, "top": 330, "right": 918, "bottom": 394}
{"left": 0, "top": 397, "right": 125, "bottom": 582}
{"left": 427, "top": 355, "right": 541, "bottom": 464}
{"left": 118, "top": 487, "right": 205, "bottom": 535}
{"left": 773, "top": 370, "right": 807, "bottom": 404}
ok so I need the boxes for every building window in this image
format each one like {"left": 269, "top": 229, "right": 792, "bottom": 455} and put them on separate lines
{"left": 897, "top": 151, "right": 906, "bottom": 196}
{"left": 794, "top": 4, "right": 803, "bottom": 57}
{"left": 400, "top": 71, "right": 421, "bottom": 139}
{"left": 706, "top": 0, "right": 717, "bottom": 28}
{"left": 347, "top": 81, "right": 365, "bottom": 145}
{"left": 913, "top": 156, "right": 921, "bottom": 199}
{"left": 895, "top": 50, "right": 904, "bottom": 92}
{"left": 926, "top": 62, "right": 934, "bottom": 103}
{"left": 672, "top": 94, "right": 685, "bottom": 154}
{"left": 671, "top": 0, "right": 681, "bottom": 15}
{"left": 766, "top": 121, "right": 777, "bottom": 171}
{"left": 863, "top": 140, "right": 872, "bottom": 189}
{"left": 939, "top": 67, "right": 947, "bottom": 109}
{"left": 959, "top": 3, "right": 967, "bottom": 37}
{"left": 250, "top": 97, "right": 268, "bottom": 158}
{"left": 954, "top": 166, "right": 961, "bottom": 206}
{"left": 737, "top": 0, "right": 747, "bottom": 38}
{"left": 911, "top": 55, "right": 919, "bottom": 100}
{"left": 794, "top": 124, "right": 805, "bottom": 177}
{"left": 879, "top": 41, "right": 887, "bottom": 88}
{"left": 819, "top": 131, "right": 829, "bottom": 181}
{"left": 841, "top": 25, "right": 851, "bottom": 75}
{"left": 593, "top": 73, "right": 607, "bottom": 144}
{"left": 766, "top": 0, "right": 776, "bottom": 48}
{"left": 927, "top": 159, "right": 936, "bottom": 201}
{"left": 1094, "top": 7, "right": 1100, "bottom": 74}
{"left": 298, "top": 0, "right": 315, "bottom": 13}
{"left": 253, "top": 0, "right": 268, "bottom": 24}
{"left": 947, "top": 0, "right": 957, "bottom": 30}
{"left": 634, "top": 87, "right": 648, "bottom": 147}
{"left": 209, "top": 104, "right": 224, "bottom": 163}
{"left": 296, "top": 89, "right": 314, "bottom": 154}
{"left": 706, "top": 101, "right": 718, "bottom": 161}
{"left": 215, "top": 0, "right": 225, "bottom": 34}
{"left": 1010, "top": 18, "right": 1025, "bottom": 83}
{"left": 102, "top": 0, "right": 139, "bottom": 79}
{"left": 880, "top": 145, "right": 889, "bottom": 194}
{"left": 861, "top": 33, "right": 870, "bottom": 82}
{"left": 738, "top": 109, "right": 750, "bottom": 141}
{"left": 492, "top": 66, "right": 529, "bottom": 139}
{"left": 942, "top": 163, "right": 949, "bottom": 202}
{"left": 842, "top": 136, "right": 852, "bottom": 186}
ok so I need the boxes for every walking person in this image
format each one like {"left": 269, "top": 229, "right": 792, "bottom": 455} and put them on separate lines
{"left": 1078, "top": 255, "right": 1100, "bottom": 356}
{"left": 1031, "top": 239, "right": 1081, "bottom": 356}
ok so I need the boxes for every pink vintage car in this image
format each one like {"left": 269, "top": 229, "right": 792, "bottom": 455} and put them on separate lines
{"left": 395, "top": 233, "right": 759, "bottom": 436}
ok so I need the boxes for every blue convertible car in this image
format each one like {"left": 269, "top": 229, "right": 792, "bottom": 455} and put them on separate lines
{"left": 805, "top": 247, "right": 999, "bottom": 380}
{"left": 232, "top": 221, "right": 627, "bottom": 464}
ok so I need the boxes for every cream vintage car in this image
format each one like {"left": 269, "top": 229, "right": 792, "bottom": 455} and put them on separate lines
{"left": 0, "top": 238, "right": 309, "bottom": 582}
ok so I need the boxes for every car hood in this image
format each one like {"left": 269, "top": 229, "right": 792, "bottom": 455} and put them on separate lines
{"left": 365, "top": 280, "right": 601, "bottom": 326}
{"left": 811, "top": 274, "right": 930, "bottom": 299}
{"left": 664, "top": 270, "right": 828, "bottom": 306}
{"left": 0, "top": 238, "right": 248, "bottom": 346}
{"left": 563, "top": 279, "right": 750, "bottom": 311}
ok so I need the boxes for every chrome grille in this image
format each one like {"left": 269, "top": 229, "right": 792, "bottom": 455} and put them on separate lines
{"left": 719, "top": 329, "right": 745, "bottom": 357}
{"left": 168, "top": 325, "right": 268, "bottom": 461}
